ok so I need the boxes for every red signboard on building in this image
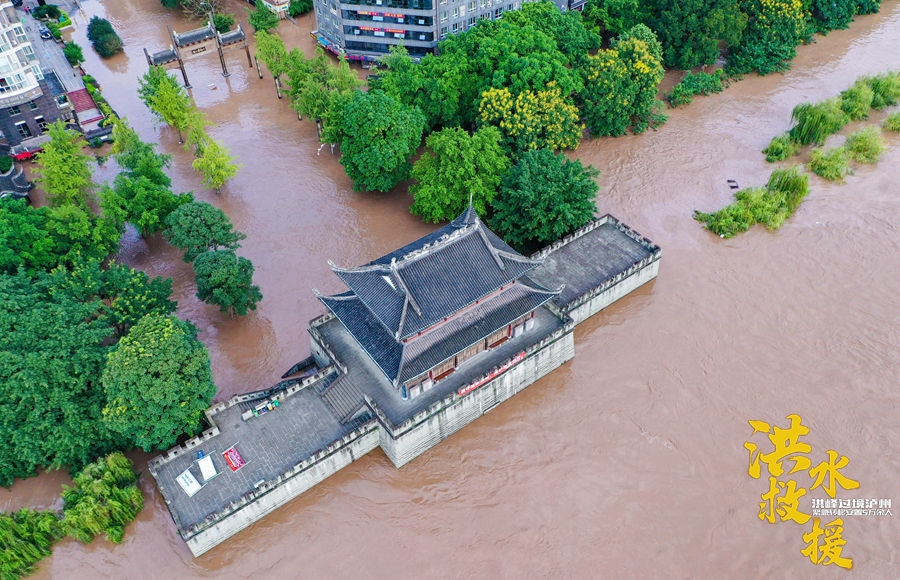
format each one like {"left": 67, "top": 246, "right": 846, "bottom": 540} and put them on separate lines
{"left": 457, "top": 351, "right": 526, "bottom": 397}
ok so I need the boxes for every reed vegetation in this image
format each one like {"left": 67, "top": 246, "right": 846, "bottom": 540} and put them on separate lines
{"left": 884, "top": 111, "right": 900, "bottom": 132}
{"left": 694, "top": 166, "right": 809, "bottom": 237}
{"left": 808, "top": 146, "right": 851, "bottom": 182}
{"left": 763, "top": 133, "right": 798, "bottom": 162}
{"left": 789, "top": 99, "right": 849, "bottom": 146}
{"left": 845, "top": 126, "right": 887, "bottom": 163}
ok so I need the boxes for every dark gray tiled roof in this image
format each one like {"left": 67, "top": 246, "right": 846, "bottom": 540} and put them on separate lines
{"left": 322, "top": 279, "right": 556, "bottom": 384}
{"left": 397, "top": 280, "right": 557, "bottom": 382}
{"left": 329, "top": 209, "right": 540, "bottom": 340}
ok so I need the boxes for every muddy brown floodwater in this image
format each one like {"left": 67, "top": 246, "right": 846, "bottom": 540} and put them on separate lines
{"left": 1, "top": 0, "right": 897, "bottom": 576}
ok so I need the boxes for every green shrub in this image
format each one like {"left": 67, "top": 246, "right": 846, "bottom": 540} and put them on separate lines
{"left": 32, "top": 4, "right": 62, "bottom": 20}
{"left": 289, "top": 0, "right": 313, "bottom": 16}
{"left": 86, "top": 17, "right": 124, "bottom": 58}
{"left": 808, "top": 146, "right": 851, "bottom": 181}
{"left": 845, "top": 125, "right": 886, "bottom": 163}
{"left": 694, "top": 166, "right": 808, "bottom": 237}
{"left": 213, "top": 13, "right": 236, "bottom": 33}
{"left": 883, "top": 111, "right": 900, "bottom": 132}
{"left": 839, "top": 81, "right": 874, "bottom": 120}
{"left": 763, "top": 133, "right": 799, "bottom": 162}
{"left": 863, "top": 72, "right": 900, "bottom": 109}
{"left": 667, "top": 71, "right": 724, "bottom": 107}
{"left": 811, "top": 0, "right": 856, "bottom": 32}
{"left": 47, "top": 21, "right": 61, "bottom": 41}
{"left": 0, "top": 155, "right": 12, "bottom": 173}
{"left": 855, "top": 0, "right": 882, "bottom": 14}
{"left": 63, "top": 42, "right": 84, "bottom": 66}
{"left": 789, "top": 98, "right": 850, "bottom": 145}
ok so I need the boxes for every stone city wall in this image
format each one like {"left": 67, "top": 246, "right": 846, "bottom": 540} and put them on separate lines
{"left": 565, "top": 257, "right": 661, "bottom": 324}
{"left": 183, "top": 422, "right": 380, "bottom": 557}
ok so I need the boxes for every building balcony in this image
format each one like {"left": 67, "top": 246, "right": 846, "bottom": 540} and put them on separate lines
{"left": 0, "top": 81, "right": 42, "bottom": 108}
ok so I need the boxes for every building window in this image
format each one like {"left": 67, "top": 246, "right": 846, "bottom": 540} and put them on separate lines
{"left": 8, "top": 105, "right": 20, "bottom": 116}
{"left": 35, "top": 116, "right": 47, "bottom": 132}
{"left": 31, "top": 65, "right": 43, "bottom": 81}
{"left": 431, "top": 357, "right": 456, "bottom": 381}
{"left": 439, "top": 26, "right": 448, "bottom": 39}
{"left": 468, "top": 1, "right": 475, "bottom": 9}
{"left": 451, "top": 22, "right": 459, "bottom": 32}
{"left": 440, "top": 10, "right": 447, "bottom": 22}
{"left": 467, "top": 16, "right": 476, "bottom": 27}
{"left": 15, "top": 121, "right": 32, "bottom": 138}
{"left": 28, "top": 101, "right": 38, "bottom": 110}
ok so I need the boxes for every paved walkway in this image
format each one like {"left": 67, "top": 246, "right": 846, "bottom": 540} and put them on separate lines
{"left": 18, "top": 10, "right": 83, "bottom": 93}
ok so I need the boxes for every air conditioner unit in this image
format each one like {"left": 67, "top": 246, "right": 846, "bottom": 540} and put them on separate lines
{"left": 418, "top": 19, "right": 425, "bottom": 24}
{"left": 419, "top": 34, "right": 426, "bottom": 40}
{"left": 375, "top": 0, "right": 382, "bottom": 4}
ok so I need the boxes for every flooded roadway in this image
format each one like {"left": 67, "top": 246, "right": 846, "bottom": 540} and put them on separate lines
{"left": 2, "top": 0, "right": 898, "bottom": 576}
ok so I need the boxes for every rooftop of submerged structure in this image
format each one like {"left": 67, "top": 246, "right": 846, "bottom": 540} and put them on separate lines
{"left": 320, "top": 207, "right": 560, "bottom": 384}
{"left": 528, "top": 215, "right": 661, "bottom": 309}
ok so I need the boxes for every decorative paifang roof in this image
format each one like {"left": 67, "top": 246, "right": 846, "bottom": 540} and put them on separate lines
{"left": 329, "top": 209, "right": 542, "bottom": 340}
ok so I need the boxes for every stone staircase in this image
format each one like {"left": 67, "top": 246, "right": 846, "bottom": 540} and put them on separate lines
{"left": 320, "top": 376, "right": 365, "bottom": 424}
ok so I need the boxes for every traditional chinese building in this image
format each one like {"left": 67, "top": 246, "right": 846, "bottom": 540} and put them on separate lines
{"left": 150, "top": 208, "right": 660, "bottom": 556}
{"left": 319, "top": 207, "right": 558, "bottom": 400}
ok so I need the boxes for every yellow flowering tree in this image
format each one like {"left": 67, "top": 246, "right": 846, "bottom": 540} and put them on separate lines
{"left": 578, "top": 37, "right": 665, "bottom": 136}
{"left": 727, "top": 0, "right": 807, "bottom": 75}
{"left": 479, "top": 83, "right": 583, "bottom": 154}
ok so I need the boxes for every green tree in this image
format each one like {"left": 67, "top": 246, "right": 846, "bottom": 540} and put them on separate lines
{"left": 578, "top": 37, "right": 665, "bottom": 136}
{"left": 248, "top": 0, "right": 280, "bottom": 32}
{"left": 138, "top": 66, "right": 193, "bottom": 142}
{"left": 61, "top": 452, "right": 143, "bottom": 544}
{"left": 289, "top": 0, "right": 313, "bottom": 16}
{"left": 726, "top": 0, "right": 806, "bottom": 75}
{"left": 112, "top": 118, "right": 173, "bottom": 187}
{"left": 193, "top": 250, "right": 263, "bottom": 316}
{"left": 502, "top": 1, "right": 600, "bottom": 65}
{"left": 86, "top": 17, "right": 123, "bottom": 58}
{"left": 102, "top": 314, "right": 216, "bottom": 452}
{"left": 164, "top": 200, "right": 246, "bottom": 262}
{"left": 490, "top": 149, "right": 599, "bottom": 252}
{"left": 332, "top": 91, "right": 425, "bottom": 192}
{"left": 410, "top": 127, "right": 510, "bottom": 223}
{"left": 100, "top": 175, "right": 190, "bottom": 237}
{"left": 213, "top": 13, "right": 236, "bottom": 33}
{"left": 0, "top": 270, "right": 115, "bottom": 485}
{"left": 810, "top": 0, "right": 856, "bottom": 32}
{"left": 192, "top": 138, "right": 240, "bottom": 194}
{"left": 255, "top": 30, "right": 290, "bottom": 78}
{"left": 583, "top": 0, "right": 649, "bottom": 36}
{"left": 0, "top": 201, "right": 121, "bottom": 275}
{"left": 646, "top": 0, "right": 747, "bottom": 69}
{"left": 34, "top": 121, "right": 94, "bottom": 208}
{"left": 63, "top": 42, "right": 85, "bottom": 66}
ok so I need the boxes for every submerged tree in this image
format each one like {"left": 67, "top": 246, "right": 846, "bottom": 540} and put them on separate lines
{"left": 102, "top": 313, "right": 217, "bottom": 452}
{"left": 193, "top": 249, "right": 263, "bottom": 316}
{"left": 490, "top": 148, "right": 599, "bottom": 252}
{"left": 138, "top": 66, "right": 193, "bottom": 142}
{"left": 164, "top": 201, "right": 246, "bottom": 263}
{"left": 331, "top": 90, "right": 425, "bottom": 192}
{"left": 410, "top": 126, "right": 510, "bottom": 223}
{"left": 192, "top": 138, "right": 240, "bottom": 194}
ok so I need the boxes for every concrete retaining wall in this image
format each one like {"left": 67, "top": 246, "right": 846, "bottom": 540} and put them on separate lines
{"left": 566, "top": 258, "right": 660, "bottom": 325}
{"left": 183, "top": 425, "right": 380, "bottom": 557}
{"left": 377, "top": 330, "right": 576, "bottom": 468}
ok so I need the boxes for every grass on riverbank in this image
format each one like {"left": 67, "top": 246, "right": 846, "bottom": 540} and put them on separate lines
{"left": 808, "top": 146, "right": 852, "bottom": 182}
{"left": 694, "top": 166, "right": 809, "bottom": 238}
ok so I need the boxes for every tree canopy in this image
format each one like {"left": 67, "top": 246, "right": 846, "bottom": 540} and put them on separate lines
{"left": 490, "top": 149, "right": 599, "bottom": 252}
{"left": 138, "top": 66, "right": 194, "bottom": 143}
{"left": 331, "top": 90, "right": 425, "bottom": 192}
{"left": 192, "top": 138, "right": 240, "bottom": 194}
{"left": 0, "top": 259, "right": 177, "bottom": 485}
{"left": 34, "top": 121, "right": 94, "bottom": 208}
{"left": 410, "top": 126, "right": 510, "bottom": 223}
{"left": 193, "top": 250, "right": 263, "bottom": 316}
{"left": 646, "top": 0, "right": 747, "bottom": 69}
{"left": 164, "top": 201, "right": 246, "bottom": 263}
{"left": 102, "top": 313, "right": 216, "bottom": 452}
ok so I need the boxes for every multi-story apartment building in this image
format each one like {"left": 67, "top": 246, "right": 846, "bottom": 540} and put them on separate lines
{"left": 0, "top": 1, "right": 72, "bottom": 151}
{"left": 313, "top": 0, "right": 585, "bottom": 62}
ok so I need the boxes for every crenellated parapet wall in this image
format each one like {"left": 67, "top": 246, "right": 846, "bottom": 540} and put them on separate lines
{"left": 181, "top": 421, "right": 380, "bottom": 556}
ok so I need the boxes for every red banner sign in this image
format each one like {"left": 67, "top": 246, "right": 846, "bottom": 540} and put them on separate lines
{"left": 457, "top": 351, "right": 526, "bottom": 397}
